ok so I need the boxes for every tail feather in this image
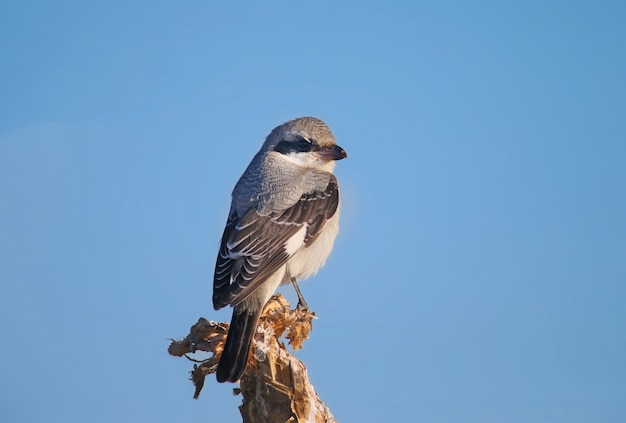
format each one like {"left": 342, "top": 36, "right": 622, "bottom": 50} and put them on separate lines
{"left": 216, "top": 309, "right": 261, "bottom": 383}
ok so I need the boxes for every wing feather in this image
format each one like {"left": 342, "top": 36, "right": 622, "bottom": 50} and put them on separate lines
{"left": 212, "top": 175, "right": 339, "bottom": 310}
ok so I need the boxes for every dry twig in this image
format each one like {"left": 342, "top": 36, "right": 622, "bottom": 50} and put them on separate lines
{"left": 168, "top": 294, "right": 336, "bottom": 423}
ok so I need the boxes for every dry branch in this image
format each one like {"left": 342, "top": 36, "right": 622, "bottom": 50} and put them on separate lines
{"left": 168, "top": 294, "right": 336, "bottom": 423}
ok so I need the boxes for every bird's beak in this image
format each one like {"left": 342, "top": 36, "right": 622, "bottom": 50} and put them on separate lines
{"left": 316, "top": 144, "right": 347, "bottom": 161}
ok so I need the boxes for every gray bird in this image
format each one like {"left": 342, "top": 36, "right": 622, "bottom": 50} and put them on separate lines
{"left": 213, "top": 117, "right": 347, "bottom": 383}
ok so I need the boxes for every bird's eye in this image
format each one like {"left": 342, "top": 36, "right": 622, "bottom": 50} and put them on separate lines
{"left": 296, "top": 138, "right": 312, "bottom": 152}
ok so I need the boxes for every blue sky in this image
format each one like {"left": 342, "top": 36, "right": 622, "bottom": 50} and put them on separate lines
{"left": 1, "top": 1, "right": 625, "bottom": 422}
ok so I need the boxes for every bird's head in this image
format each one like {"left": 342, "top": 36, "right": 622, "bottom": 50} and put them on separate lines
{"left": 265, "top": 117, "right": 347, "bottom": 172}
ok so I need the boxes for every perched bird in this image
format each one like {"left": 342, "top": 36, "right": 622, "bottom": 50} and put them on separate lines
{"left": 212, "top": 117, "right": 347, "bottom": 383}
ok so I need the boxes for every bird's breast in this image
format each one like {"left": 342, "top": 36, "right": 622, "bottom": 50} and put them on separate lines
{"left": 283, "top": 209, "right": 340, "bottom": 283}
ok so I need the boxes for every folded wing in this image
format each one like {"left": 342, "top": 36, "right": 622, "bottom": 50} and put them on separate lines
{"left": 213, "top": 175, "right": 339, "bottom": 309}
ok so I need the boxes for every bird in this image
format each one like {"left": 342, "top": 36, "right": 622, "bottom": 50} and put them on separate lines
{"left": 212, "top": 117, "right": 347, "bottom": 383}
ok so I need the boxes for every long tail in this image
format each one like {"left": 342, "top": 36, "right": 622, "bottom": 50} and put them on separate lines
{"left": 216, "top": 308, "right": 261, "bottom": 383}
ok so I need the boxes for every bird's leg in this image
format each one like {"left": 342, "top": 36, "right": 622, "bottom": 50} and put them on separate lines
{"left": 290, "top": 277, "right": 309, "bottom": 311}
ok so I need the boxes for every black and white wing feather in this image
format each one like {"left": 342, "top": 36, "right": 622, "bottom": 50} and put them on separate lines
{"left": 213, "top": 176, "right": 339, "bottom": 309}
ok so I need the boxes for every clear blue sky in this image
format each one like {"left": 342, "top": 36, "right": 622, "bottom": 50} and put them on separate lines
{"left": 1, "top": 1, "right": 625, "bottom": 422}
